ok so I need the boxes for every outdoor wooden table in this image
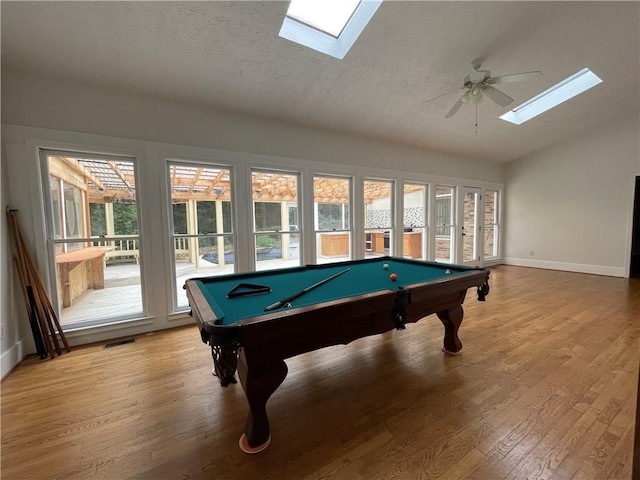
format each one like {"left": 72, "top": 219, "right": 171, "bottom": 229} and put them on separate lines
{"left": 56, "top": 246, "right": 115, "bottom": 307}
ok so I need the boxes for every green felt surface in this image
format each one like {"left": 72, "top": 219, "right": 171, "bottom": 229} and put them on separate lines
{"left": 194, "top": 257, "right": 473, "bottom": 326}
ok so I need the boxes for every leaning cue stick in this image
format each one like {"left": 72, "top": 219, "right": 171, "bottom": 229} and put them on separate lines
{"left": 15, "top": 215, "right": 69, "bottom": 352}
{"left": 7, "top": 208, "right": 69, "bottom": 356}
{"left": 10, "top": 211, "right": 58, "bottom": 358}
{"left": 42, "top": 294, "right": 70, "bottom": 352}
{"left": 14, "top": 219, "right": 58, "bottom": 357}
{"left": 18, "top": 221, "right": 66, "bottom": 354}
{"left": 24, "top": 244, "right": 70, "bottom": 352}
{"left": 24, "top": 254, "right": 61, "bottom": 355}
{"left": 6, "top": 209, "right": 56, "bottom": 358}
{"left": 264, "top": 267, "right": 351, "bottom": 312}
{"left": 13, "top": 256, "right": 48, "bottom": 358}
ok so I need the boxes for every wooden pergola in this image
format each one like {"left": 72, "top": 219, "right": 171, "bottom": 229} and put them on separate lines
{"left": 54, "top": 157, "right": 421, "bottom": 204}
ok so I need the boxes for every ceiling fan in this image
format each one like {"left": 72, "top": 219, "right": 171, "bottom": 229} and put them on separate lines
{"left": 428, "top": 58, "right": 543, "bottom": 119}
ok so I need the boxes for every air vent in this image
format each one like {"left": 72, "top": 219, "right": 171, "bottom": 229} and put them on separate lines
{"left": 104, "top": 338, "right": 136, "bottom": 348}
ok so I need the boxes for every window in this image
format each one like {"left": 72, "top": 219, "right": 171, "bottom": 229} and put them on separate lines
{"left": 168, "top": 163, "right": 235, "bottom": 310}
{"left": 89, "top": 203, "right": 107, "bottom": 237}
{"left": 317, "top": 204, "right": 350, "bottom": 230}
{"left": 43, "top": 152, "right": 143, "bottom": 328}
{"left": 289, "top": 205, "right": 298, "bottom": 231}
{"left": 315, "top": 175, "right": 351, "bottom": 263}
{"left": 172, "top": 203, "right": 187, "bottom": 234}
{"left": 252, "top": 170, "right": 300, "bottom": 271}
{"left": 255, "top": 202, "right": 284, "bottom": 232}
{"left": 47, "top": 178, "right": 86, "bottom": 253}
{"left": 403, "top": 183, "right": 427, "bottom": 259}
{"left": 435, "top": 197, "right": 452, "bottom": 236}
{"left": 197, "top": 201, "right": 232, "bottom": 234}
{"left": 63, "top": 184, "right": 82, "bottom": 239}
{"left": 364, "top": 179, "right": 393, "bottom": 258}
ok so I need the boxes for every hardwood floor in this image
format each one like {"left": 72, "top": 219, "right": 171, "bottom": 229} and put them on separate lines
{"left": 2, "top": 265, "right": 638, "bottom": 479}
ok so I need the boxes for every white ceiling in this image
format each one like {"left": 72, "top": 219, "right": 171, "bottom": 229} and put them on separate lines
{"left": 2, "top": 1, "right": 638, "bottom": 163}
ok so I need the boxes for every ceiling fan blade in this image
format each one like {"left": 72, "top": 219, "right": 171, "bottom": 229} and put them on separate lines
{"left": 483, "top": 86, "right": 513, "bottom": 107}
{"left": 445, "top": 97, "right": 465, "bottom": 118}
{"left": 490, "top": 71, "right": 543, "bottom": 84}
{"left": 470, "top": 57, "right": 484, "bottom": 71}
{"left": 424, "top": 87, "right": 463, "bottom": 104}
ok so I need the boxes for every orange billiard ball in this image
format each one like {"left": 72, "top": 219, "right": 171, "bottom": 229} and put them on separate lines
{"left": 390, "top": 273, "right": 397, "bottom": 281}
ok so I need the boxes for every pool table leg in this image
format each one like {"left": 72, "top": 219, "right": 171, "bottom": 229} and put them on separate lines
{"left": 237, "top": 348, "right": 288, "bottom": 454}
{"left": 437, "top": 305, "right": 464, "bottom": 355}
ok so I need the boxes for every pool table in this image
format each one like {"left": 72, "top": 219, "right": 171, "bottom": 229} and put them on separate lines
{"left": 185, "top": 256, "right": 489, "bottom": 453}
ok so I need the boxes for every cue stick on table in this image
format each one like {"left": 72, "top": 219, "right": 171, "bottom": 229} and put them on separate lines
{"left": 264, "top": 267, "right": 350, "bottom": 312}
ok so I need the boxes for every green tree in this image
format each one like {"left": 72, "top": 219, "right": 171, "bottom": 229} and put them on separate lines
{"left": 113, "top": 203, "right": 138, "bottom": 235}
{"left": 89, "top": 203, "right": 107, "bottom": 236}
{"left": 173, "top": 203, "right": 187, "bottom": 234}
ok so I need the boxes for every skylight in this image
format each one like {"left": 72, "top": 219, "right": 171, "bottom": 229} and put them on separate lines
{"left": 500, "top": 68, "right": 603, "bottom": 125}
{"left": 279, "top": 0, "right": 383, "bottom": 59}
{"left": 287, "top": 0, "right": 360, "bottom": 38}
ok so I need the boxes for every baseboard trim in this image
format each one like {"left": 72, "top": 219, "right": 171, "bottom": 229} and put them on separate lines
{"left": 503, "top": 257, "right": 626, "bottom": 277}
{"left": 1, "top": 338, "right": 26, "bottom": 380}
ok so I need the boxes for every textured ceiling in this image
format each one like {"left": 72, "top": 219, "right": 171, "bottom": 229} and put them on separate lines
{"left": 1, "top": 1, "right": 638, "bottom": 163}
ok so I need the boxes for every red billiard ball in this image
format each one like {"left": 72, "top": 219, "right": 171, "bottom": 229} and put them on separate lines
{"left": 390, "top": 273, "right": 397, "bottom": 281}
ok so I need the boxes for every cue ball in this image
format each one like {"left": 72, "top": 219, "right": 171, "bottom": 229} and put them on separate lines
{"left": 383, "top": 264, "right": 389, "bottom": 270}
{"left": 445, "top": 269, "right": 452, "bottom": 274}
{"left": 390, "top": 273, "right": 397, "bottom": 281}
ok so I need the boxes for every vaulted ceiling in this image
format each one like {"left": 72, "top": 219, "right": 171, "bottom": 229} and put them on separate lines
{"left": 1, "top": 1, "right": 638, "bottom": 163}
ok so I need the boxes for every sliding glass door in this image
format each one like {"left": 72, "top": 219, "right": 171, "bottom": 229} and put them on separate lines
{"left": 460, "top": 187, "right": 482, "bottom": 266}
{"left": 435, "top": 185, "right": 455, "bottom": 263}
{"left": 484, "top": 189, "right": 500, "bottom": 261}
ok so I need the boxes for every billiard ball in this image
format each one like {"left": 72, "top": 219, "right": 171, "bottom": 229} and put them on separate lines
{"left": 445, "top": 269, "right": 452, "bottom": 274}
{"left": 390, "top": 273, "right": 397, "bottom": 281}
{"left": 383, "top": 264, "right": 389, "bottom": 270}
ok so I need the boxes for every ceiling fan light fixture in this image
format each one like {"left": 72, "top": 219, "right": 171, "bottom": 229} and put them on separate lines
{"left": 500, "top": 68, "right": 602, "bottom": 125}
{"left": 469, "top": 87, "right": 483, "bottom": 101}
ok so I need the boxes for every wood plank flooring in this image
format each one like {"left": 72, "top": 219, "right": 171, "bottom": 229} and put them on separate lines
{"left": 2, "top": 265, "right": 638, "bottom": 479}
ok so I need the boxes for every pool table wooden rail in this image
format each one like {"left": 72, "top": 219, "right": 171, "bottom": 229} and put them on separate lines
{"left": 240, "top": 271, "right": 482, "bottom": 351}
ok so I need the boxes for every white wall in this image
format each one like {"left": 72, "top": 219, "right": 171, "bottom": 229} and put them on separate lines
{"left": 504, "top": 114, "right": 639, "bottom": 277}
{"left": 1, "top": 142, "right": 25, "bottom": 377}
{"left": 1, "top": 71, "right": 503, "bottom": 182}
{"left": 0, "top": 70, "right": 504, "bottom": 375}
